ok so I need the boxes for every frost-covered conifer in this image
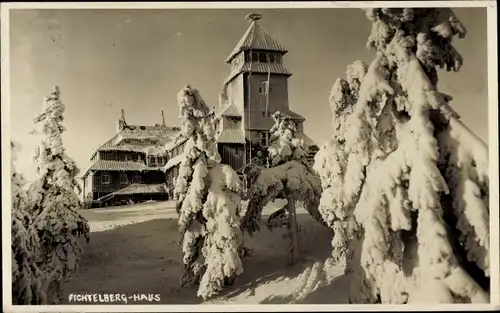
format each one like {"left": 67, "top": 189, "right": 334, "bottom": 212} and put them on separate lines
{"left": 314, "top": 61, "right": 369, "bottom": 264}
{"left": 241, "top": 112, "right": 325, "bottom": 264}
{"left": 29, "top": 86, "right": 90, "bottom": 303}
{"left": 174, "top": 85, "right": 244, "bottom": 300}
{"left": 11, "top": 141, "right": 47, "bottom": 304}
{"left": 316, "top": 8, "right": 489, "bottom": 304}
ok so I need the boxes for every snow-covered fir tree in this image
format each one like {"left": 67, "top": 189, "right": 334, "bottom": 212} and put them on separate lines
{"left": 241, "top": 112, "right": 326, "bottom": 264}
{"left": 315, "top": 8, "right": 490, "bottom": 304}
{"left": 314, "top": 60, "right": 369, "bottom": 264}
{"left": 28, "top": 86, "right": 90, "bottom": 303}
{"left": 11, "top": 141, "right": 47, "bottom": 304}
{"left": 174, "top": 85, "right": 244, "bottom": 300}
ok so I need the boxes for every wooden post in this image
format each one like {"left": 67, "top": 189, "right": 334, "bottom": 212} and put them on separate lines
{"left": 287, "top": 197, "right": 299, "bottom": 265}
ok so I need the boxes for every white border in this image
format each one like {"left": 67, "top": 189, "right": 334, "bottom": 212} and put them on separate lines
{"left": 487, "top": 0, "right": 499, "bottom": 307}
{"left": 1, "top": 1, "right": 498, "bottom": 312}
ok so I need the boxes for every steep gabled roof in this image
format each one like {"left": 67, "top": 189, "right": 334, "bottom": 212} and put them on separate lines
{"left": 226, "top": 20, "right": 287, "bottom": 63}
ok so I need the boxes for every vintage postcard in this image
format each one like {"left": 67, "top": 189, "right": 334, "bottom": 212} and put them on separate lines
{"left": 2, "top": 1, "right": 498, "bottom": 312}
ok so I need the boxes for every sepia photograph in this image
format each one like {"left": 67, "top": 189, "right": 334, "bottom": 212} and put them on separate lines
{"left": 2, "top": 1, "right": 498, "bottom": 311}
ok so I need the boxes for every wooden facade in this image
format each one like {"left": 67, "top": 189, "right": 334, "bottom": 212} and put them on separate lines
{"left": 89, "top": 170, "right": 165, "bottom": 200}
{"left": 82, "top": 110, "right": 178, "bottom": 207}
{"left": 218, "top": 143, "right": 245, "bottom": 172}
{"left": 91, "top": 150, "right": 167, "bottom": 168}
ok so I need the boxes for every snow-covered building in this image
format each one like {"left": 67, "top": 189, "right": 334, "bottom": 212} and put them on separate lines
{"left": 164, "top": 13, "right": 319, "bottom": 194}
{"left": 81, "top": 109, "right": 180, "bottom": 207}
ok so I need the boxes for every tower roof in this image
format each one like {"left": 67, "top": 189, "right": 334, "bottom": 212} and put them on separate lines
{"left": 226, "top": 13, "right": 287, "bottom": 63}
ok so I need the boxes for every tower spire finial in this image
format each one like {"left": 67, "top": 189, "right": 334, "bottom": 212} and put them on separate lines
{"left": 245, "top": 13, "right": 262, "bottom": 22}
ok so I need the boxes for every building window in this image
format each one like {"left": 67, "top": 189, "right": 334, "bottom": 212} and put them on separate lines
{"left": 132, "top": 174, "right": 141, "bottom": 184}
{"left": 259, "top": 81, "right": 272, "bottom": 94}
{"left": 260, "top": 132, "right": 269, "bottom": 147}
{"left": 150, "top": 156, "right": 156, "bottom": 167}
{"left": 275, "top": 54, "right": 282, "bottom": 64}
{"left": 251, "top": 52, "right": 258, "bottom": 62}
{"left": 101, "top": 172, "right": 111, "bottom": 184}
{"left": 132, "top": 154, "right": 138, "bottom": 162}
{"left": 119, "top": 154, "right": 125, "bottom": 162}
{"left": 119, "top": 173, "right": 128, "bottom": 184}
{"left": 268, "top": 54, "right": 276, "bottom": 63}
{"left": 258, "top": 52, "right": 267, "bottom": 63}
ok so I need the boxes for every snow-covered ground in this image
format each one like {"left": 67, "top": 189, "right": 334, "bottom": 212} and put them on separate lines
{"left": 62, "top": 201, "right": 347, "bottom": 304}
{"left": 81, "top": 201, "right": 179, "bottom": 233}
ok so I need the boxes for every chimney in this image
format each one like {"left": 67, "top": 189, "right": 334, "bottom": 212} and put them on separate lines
{"left": 117, "top": 108, "right": 126, "bottom": 133}
{"left": 161, "top": 110, "right": 166, "bottom": 126}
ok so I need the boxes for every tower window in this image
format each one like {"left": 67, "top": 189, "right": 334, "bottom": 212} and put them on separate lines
{"left": 251, "top": 52, "right": 259, "bottom": 62}
{"left": 258, "top": 53, "right": 268, "bottom": 63}
{"left": 268, "top": 54, "right": 276, "bottom": 63}
{"left": 275, "top": 54, "right": 282, "bottom": 64}
{"left": 259, "top": 82, "right": 273, "bottom": 94}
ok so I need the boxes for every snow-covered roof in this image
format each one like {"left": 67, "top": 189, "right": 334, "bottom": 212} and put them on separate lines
{"left": 87, "top": 160, "right": 162, "bottom": 172}
{"left": 223, "top": 62, "right": 292, "bottom": 86}
{"left": 217, "top": 129, "right": 246, "bottom": 144}
{"left": 113, "top": 183, "right": 168, "bottom": 195}
{"left": 164, "top": 153, "right": 184, "bottom": 171}
{"left": 215, "top": 103, "right": 242, "bottom": 119}
{"left": 165, "top": 136, "right": 189, "bottom": 152}
{"left": 93, "top": 124, "right": 180, "bottom": 157}
{"left": 226, "top": 20, "right": 288, "bottom": 63}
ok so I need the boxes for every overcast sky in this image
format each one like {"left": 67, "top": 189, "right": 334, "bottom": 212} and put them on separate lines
{"left": 9, "top": 7, "right": 488, "bottom": 182}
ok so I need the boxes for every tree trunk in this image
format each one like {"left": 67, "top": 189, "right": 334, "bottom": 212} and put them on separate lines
{"left": 287, "top": 198, "right": 299, "bottom": 265}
